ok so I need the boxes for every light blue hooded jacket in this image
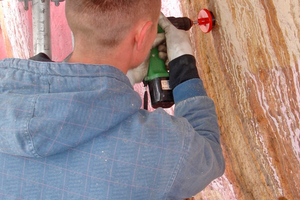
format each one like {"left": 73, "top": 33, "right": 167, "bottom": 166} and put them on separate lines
{"left": 0, "top": 58, "right": 225, "bottom": 200}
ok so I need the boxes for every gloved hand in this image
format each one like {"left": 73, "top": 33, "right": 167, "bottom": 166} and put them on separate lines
{"left": 157, "top": 43, "right": 168, "bottom": 66}
{"left": 158, "top": 13, "right": 193, "bottom": 61}
{"left": 159, "top": 13, "right": 199, "bottom": 89}
{"left": 126, "top": 33, "right": 165, "bottom": 85}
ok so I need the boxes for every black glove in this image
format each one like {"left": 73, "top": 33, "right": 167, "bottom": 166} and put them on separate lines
{"left": 169, "top": 55, "right": 199, "bottom": 89}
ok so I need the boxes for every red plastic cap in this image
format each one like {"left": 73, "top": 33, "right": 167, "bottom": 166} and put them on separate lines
{"left": 198, "top": 9, "right": 214, "bottom": 33}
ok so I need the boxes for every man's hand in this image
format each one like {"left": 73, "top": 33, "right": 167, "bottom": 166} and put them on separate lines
{"left": 126, "top": 33, "right": 165, "bottom": 85}
{"left": 158, "top": 13, "right": 199, "bottom": 90}
{"left": 158, "top": 13, "right": 193, "bottom": 61}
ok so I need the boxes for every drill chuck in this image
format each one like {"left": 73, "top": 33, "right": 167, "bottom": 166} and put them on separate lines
{"left": 167, "top": 17, "right": 194, "bottom": 31}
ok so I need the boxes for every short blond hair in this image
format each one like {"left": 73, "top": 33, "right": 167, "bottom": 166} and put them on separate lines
{"left": 65, "top": 0, "right": 161, "bottom": 48}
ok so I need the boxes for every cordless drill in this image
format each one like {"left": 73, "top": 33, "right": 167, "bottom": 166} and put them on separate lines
{"left": 143, "top": 17, "right": 195, "bottom": 109}
{"left": 144, "top": 10, "right": 215, "bottom": 109}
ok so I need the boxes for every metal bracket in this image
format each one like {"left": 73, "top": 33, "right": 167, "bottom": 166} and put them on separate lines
{"left": 51, "top": 0, "right": 64, "bottom": 6}
{"left": 18, "top": 0, "right": 32, "bottom": 10}
{"left": 18, "top": 0, "right": 65, "bottom": 10}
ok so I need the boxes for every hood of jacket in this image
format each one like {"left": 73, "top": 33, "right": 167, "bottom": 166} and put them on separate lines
{"left": 0, "top": 58, "right": 141, "bottom": 158}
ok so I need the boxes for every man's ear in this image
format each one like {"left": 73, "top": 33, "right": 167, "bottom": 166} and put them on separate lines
{"left": 135, "top": 21, "right": 154, "bottom": 51}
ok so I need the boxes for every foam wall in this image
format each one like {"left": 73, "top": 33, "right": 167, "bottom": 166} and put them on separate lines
{"left": 179, "top": 0, "right": 300, "bottom": 199}
{"left": 0, "top": 0, "right": 72, "bottom": 61}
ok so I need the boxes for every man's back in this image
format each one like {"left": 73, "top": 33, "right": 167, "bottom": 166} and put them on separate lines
{"left": 0, "top": 58, "right": 224, "bottom": 199}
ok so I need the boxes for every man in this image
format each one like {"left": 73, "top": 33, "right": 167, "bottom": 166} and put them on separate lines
{"left": 0, "top": 0, "right": 225, "bottom": 199}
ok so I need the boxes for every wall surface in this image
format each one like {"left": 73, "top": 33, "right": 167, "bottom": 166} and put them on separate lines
{"left": 179, "top": 0, "right": 300, "bottom": 199}
{"left": 0, "top": 26, "right": 6, "bottom": 59}
{"left": 0, "top": 0, "right": 32, "bottom": 58}
{"left": 1, "top": 0, "right": 300, "bottom": 200}
{"left": 0, "top": 0, "right": 72, "bottom": 61}
{"left": 0, "top": 10, "right": 6, "bottom": 60}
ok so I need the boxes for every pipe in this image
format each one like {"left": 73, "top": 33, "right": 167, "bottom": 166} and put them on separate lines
{"left": 32, "top": 0, "right": 51, "bottom": 58}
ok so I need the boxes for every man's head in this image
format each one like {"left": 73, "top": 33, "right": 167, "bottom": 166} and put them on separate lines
{"left": 65, "top": 0, "right": 161, "bottom": 68}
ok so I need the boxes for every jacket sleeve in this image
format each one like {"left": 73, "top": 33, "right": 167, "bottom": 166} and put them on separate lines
{"left": 166, "top": 56, "right": 225, "bottom": 199}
